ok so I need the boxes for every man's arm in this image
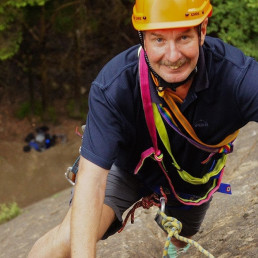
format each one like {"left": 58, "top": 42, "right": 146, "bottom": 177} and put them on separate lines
{"left": 70, "top": 156, "right": 109, "bottom": 257}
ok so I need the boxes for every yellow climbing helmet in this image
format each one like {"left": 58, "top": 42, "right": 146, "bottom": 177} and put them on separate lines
{"left": 132, "top": 0, "right": 212, "bottom": 31}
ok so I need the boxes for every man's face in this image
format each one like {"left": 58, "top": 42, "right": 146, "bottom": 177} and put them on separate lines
{"left": 144, "top": 22, "right": 207, "bottom": 84}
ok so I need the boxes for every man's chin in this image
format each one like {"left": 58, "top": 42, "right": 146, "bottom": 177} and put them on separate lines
{"left": 162, "top": 75, "right": 189, "bottom": 84}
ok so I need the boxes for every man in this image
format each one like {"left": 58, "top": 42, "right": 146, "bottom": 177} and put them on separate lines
{"left": 29, "top": 0, "right": 258, "bottom": 257}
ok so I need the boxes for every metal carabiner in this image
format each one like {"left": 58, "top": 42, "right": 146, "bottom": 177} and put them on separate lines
{"left": 65, "top": 167, "right": 75, "bottom": 186}
{"left": 154, "top": 197, "right": 167, "bottom": 231}
{"left": 160, "top": 197, "right": 166, "bottom": 213}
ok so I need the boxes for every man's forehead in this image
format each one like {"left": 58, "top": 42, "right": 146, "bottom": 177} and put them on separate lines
{"left": 146, "top": 27, "right": 195, "bottom": 36}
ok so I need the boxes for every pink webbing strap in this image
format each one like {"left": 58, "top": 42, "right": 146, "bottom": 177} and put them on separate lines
{"left": 139, "top": 49, "right": 160, "bottom": 157}
{"left": 134, "top": 147, "right": 156, "bottom": 174}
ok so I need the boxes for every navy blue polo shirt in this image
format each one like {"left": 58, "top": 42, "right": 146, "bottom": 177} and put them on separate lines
{"left": 81, "top": 36, "right": 258, "bottom": 193}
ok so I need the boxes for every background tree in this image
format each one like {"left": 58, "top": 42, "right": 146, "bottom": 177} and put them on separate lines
{"left": 208, "top": 0, "right": 258, "bottom": 59}
{"left": 0, "top": 0, "right": 137, "bottom": 121}
{"left": 0, "top": 0, "right": 256, "bottom": 123}
{"left": 0, "top": 0, "right": 50, "bottom": 61}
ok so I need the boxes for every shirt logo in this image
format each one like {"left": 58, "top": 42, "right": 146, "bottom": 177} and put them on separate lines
{"left": 194, "top": 120, "right": 209, "bottom": 128}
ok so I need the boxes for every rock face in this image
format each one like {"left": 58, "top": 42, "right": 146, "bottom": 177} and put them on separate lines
{"left": 0, "top": 122, "right": 257, "bottom": 258}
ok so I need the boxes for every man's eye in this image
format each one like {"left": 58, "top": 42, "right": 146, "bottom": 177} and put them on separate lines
{"left": 181, "top": 35, "right": 189, "bottom": 40}
{"left": 156, "top": 38, "right": 163, "bottom": 43}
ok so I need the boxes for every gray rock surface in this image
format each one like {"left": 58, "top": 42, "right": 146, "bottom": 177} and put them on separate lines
{"left": 0, "top": 122, "right": 257, "bottom": 258}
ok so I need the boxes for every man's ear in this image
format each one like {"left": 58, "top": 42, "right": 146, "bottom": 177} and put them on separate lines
{"left": 200, "top": 18, "right": 208, "bottom": 46}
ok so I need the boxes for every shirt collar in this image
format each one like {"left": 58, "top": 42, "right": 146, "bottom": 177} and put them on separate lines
{"left": 193, "top": 46, "right": 209, "bottom": 92}
{"left": 148, "top": 45, "right": 209, "bottom": 104}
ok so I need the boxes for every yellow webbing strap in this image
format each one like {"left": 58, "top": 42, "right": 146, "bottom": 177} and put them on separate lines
{"left": 152, "top": 103, "right": 227, "bottom": 185}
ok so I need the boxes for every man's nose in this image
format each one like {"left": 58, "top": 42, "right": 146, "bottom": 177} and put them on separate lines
{"left": 165, "top": 41, "right": 181, "bottom": 62}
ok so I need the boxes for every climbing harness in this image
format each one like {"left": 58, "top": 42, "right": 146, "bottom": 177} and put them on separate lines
{"left": 135, "top": 48, "right": 237, "bottom": 205}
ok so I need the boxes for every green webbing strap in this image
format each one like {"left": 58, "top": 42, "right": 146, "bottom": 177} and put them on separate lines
{"left": 152, "top": 104, "right": 173, "bottom": 158}
{"left": 152, "top": 103, "right": 227, "bottom": 185}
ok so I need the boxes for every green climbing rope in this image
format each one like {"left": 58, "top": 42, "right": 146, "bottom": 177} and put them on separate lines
{"left": 157, "top": 210, "right": 214, "bottom": 258}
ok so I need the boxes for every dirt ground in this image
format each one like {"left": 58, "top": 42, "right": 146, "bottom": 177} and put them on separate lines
{"left": 0, "top": 106, "right": 257, "bottom": 258}
{"left": 0, "top": 102, "right": 83, "bottom": 207}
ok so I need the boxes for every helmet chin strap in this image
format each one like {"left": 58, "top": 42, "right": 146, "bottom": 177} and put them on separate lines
{"left": 138, "top": 31, "right": 198, "bottom": 92}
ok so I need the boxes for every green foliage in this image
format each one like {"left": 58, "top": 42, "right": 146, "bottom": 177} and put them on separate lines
{"left": 208, "top": 0, "right": 258, "bottom": 59}
{"left": 2, "top": 0, "right": 256, "bottom": 123}
{"left": 46, "top": 106, "right": 57, "bottom": 123}
{"left": 0, "top": 29, "right": 22, "bottom": 60}
{"left": 0, "top": 0, "right": 50, "bottom": 60}
{"left": 6, "top": 0, "right": 50, "bottom": 8}
{"left": 0, "top": 202, "right": 21, "bottom": 224}
{"left": 0, "top": 3, "right": 23, "bottom": 60}
{"left": 15, "top": 101, "right": 57, "bottom": 122}
{"left": 53, "top": 4, "right": 79, "bottom": 33}
{"left": 15, "top": 101, "right": 41, "bottom": 119}
{"left": 15, "top": 101, "right": 30, "bottom": 119}
{"left": 67, "top": 99, "right": 88, "bottom": 120}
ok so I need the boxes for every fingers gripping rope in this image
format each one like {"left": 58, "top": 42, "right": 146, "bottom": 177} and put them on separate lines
{"left": 158, "top": 210, "right": 214, "bottom": 258}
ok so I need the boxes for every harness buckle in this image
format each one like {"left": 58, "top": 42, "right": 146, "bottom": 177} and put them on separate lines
{"left": 65, "top": 167, "right": 75, "bottom": 186}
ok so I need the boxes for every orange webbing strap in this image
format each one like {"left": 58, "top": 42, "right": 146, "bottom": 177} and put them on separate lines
{"left": 157, "top": 86, "right": 239, "bottom": 148}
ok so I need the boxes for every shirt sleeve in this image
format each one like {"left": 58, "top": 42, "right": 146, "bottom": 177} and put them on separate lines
{"left": 235, "top": 58, "right": 258, "bottom": 123}
{"left": 80, "top": 83, "right": 125, "bottom": 169}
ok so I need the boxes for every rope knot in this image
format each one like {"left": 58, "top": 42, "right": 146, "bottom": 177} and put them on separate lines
{"left": 118, "top": 193, "right": 160, "bottom": 233}
{"left": 158, "top": 210, "right": 182, "bottom": 235}
{"left": 141, "top": 196, "right": 155, "bottom": 209}
{"left": 154, "top": 151, "right": 163, "bottom": 161}
{"left": 157, "top": 210, "right": 215, "bottom": 258}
